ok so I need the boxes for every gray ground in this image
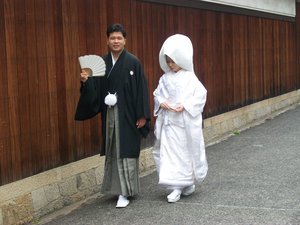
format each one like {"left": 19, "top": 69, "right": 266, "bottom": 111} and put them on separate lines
{"left": 38, "top": 105, "right": 300, "bottom": 225}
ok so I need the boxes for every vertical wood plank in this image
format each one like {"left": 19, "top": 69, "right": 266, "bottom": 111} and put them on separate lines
{"left": 43, "top": 0, "right": 60, "bottom": 169}
{"left": 0, "top": 0, "right": 10, "bottom": 184}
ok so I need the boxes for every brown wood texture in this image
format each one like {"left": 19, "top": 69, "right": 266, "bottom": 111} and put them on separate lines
{"left": 0, "top": 0, "right": 299, "bottom": 185}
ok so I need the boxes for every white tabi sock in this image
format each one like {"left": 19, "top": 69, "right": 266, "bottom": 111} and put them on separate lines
{"left": 167, "top": 189, "right": 182, "bottom": 203}
{"left": 116, "top": 195, "right": 130, "bottom": 208}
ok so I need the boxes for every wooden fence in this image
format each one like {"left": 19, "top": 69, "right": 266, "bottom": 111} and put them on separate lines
{"left": 0, "top": 0, "right": 299, "bottom": 185}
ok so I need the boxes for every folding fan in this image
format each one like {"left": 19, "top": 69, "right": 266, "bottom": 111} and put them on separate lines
{"left": 78, "top": 55, "right": 106, "bottom": 77}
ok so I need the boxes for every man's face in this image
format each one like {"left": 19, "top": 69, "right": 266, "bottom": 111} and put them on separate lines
{"left": 107, "top": 31, "right": 126, "bottom": 54}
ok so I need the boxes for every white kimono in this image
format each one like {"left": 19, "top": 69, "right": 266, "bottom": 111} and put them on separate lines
{"left": 153, "top": 34, "right": 208, "bottom": 189}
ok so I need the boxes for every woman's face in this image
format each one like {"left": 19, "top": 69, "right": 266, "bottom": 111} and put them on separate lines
{"left": 166, "top": 55, "right": 181, "bottom": 72}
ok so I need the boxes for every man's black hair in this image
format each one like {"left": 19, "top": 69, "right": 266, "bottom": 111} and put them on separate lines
{"left": 106, "top": 23, "right": 127, "bottom": 38}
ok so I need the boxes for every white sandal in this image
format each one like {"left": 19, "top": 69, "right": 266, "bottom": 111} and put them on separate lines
{"left": 182, "top": 185, "right": 195, "bottom": 196}
{"left": 167, "top": 189, "right": 182, "bottom": 203}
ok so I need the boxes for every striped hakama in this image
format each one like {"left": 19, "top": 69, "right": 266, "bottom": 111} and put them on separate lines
{"left": 101, "top": 106, "right": 140, "bottom": 197}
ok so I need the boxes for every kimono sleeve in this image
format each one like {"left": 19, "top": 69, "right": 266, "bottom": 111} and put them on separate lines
{"left": 182, "top": 81, "right": 207, "bottom": 118}
{"left": 135, "top": 63, "right": 151, "bottom": 138}
{"left": 74, "top": 77, "right": 103, "bottom": 121}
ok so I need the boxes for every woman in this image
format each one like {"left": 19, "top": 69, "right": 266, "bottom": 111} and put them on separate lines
{"left": 153, "top": 34, "right": 208, "bottom": 203}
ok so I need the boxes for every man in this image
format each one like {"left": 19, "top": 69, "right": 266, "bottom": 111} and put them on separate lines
{"left": 75, "top": 23, "right": 150, "bottom": 208}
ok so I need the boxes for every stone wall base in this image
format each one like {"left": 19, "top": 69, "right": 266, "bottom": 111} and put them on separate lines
{"left": 0, "top": 90, "right": 299, "bottom": 225}
{"left": 203, "top": 90, "right": 300, "bottom": 145}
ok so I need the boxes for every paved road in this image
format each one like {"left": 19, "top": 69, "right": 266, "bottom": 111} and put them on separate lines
{"left": 38, "top": 105, "right": 300, "bottom": 225}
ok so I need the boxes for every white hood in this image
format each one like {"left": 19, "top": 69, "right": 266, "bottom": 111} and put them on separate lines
{"left": 159, "top": 34, "right": 194, "bottom": 73}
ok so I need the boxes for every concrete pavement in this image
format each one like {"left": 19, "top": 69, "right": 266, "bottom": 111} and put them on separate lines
{"left": 36, "top": 104, "right": 300, "bottom": 225}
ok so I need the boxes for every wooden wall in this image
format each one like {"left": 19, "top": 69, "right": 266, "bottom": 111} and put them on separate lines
{"left": 0, "top": 0, "right": 299, "bottom": 185}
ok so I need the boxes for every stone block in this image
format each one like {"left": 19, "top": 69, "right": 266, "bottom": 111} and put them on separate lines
{"left": 1, "top": 194, "right": 33, "bottom": 225}
{"left": 0, "top": 209, "right": 3, "bottom": 225}
{"left": 139, "top": 148, "right": 155, "bottom": 174}
{"left": 77, "top": 170, "right": 97, "bottom": 191}
{"left": 32, "top": 188, "right": 48, "bottom": 212}
{"left": 59, "top": 176, "right": 77, "bottom": 197}
{"left": 95, "top": 166, "right": 104, "bottom": 185}
{"left": 35, "top": 199, "right": 64, "bottom": 218}
{"left": 44, "top": 184, "right": 60, "bottom": 202}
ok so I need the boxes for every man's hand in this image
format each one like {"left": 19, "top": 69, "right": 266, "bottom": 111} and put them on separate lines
{"left": 136, "top": 117, "right": 146, "bottom": 128}
{"left": 80, "top": 68, "right": 92, "bottom": 82}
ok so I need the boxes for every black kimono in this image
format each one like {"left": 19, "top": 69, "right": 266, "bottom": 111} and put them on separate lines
{"left": 75, "top": 49, "right": 150, "bottom": 196}
{"left": 75, "top": 49, "right": 151, "bottom": 158}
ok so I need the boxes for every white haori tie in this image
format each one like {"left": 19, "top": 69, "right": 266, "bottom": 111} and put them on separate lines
{"left": 105, "top": 92, "right": 117, "bottom": 107}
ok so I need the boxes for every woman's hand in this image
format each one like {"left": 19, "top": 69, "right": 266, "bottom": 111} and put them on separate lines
{"left": 173, "top": 103, "right": 184, "bottom": 112}
{"left": 160, "top": 102, "right": 184, "bottom": 112}
{"left": 160, "top": 102, "right": 173, "bottom": 111}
